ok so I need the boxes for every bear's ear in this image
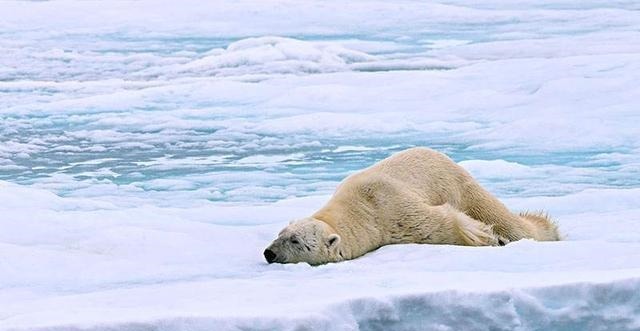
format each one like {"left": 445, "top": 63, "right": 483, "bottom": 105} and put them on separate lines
{"left": 327, "top": 234, "right": 341, "bottom": 248}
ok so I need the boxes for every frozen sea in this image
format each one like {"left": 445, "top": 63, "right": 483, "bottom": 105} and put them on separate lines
{"left": 1, "top": 1, "right": 640, "bottom": 330}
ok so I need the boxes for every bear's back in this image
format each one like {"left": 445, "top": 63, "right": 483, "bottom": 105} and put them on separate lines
{"left": 352, "top": 147, "right": 470, "bottom": 206}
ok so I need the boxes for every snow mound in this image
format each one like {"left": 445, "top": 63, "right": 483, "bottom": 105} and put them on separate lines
{"left": 150, "top": 36, "right": 377, "bottom": 77}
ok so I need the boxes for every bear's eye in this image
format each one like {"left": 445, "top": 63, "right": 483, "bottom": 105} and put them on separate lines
{"left": 290, "top": 238, "right": 300, "bottom": 244}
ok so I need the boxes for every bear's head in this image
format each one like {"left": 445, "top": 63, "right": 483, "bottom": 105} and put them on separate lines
{"left": 264, "top": 217, "right": 342, "bottom": 266}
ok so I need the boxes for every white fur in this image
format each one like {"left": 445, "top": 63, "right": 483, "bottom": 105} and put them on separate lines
{"left": 265, "top": 147, "right": 560, "bottom": 265}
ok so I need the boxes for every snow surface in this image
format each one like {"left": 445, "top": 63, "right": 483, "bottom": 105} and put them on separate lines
{"left": 1, "top": 1, "right": 640, "bottom": 330}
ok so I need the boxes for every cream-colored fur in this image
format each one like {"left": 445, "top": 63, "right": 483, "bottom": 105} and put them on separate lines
{"left": 264, "top": 147, "right": 560, "bottom": 265}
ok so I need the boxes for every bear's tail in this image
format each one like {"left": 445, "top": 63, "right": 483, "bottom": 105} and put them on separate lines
{"left": 519, "top": 210, "right": 561, "bottom": 241}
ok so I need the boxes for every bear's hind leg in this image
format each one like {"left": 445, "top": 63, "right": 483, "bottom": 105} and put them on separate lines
{"left": 393, "top": 203, "right": 502, "bottom": 247}
{"left": 441, "top": 204, "right": 502, "bottom": 246}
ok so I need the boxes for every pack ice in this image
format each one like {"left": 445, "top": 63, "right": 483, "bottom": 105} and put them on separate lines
{"left": 1, "top": 1, "right": 640, "bottom": 330}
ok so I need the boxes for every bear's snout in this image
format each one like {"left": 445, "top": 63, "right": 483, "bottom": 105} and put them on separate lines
{"left": 264, "top": 249, "right": 277, "bottom": 263}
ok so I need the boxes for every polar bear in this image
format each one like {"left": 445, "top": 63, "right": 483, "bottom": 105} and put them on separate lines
{"left": 263, "top": 147, "right": 560, "bottom": 265}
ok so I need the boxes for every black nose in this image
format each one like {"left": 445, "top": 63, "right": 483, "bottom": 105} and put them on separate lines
{"left": 264, "top": 249, "right": 277, "bottom": 263}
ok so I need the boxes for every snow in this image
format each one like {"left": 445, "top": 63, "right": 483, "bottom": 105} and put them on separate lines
{"left": 2, "top": 183, "right": 640, "bottom": 330}
{"left": 1, "top": 1, "right": 640, "bottom": 330}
